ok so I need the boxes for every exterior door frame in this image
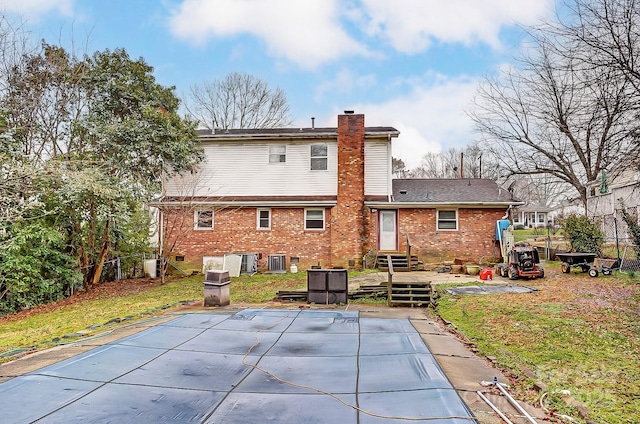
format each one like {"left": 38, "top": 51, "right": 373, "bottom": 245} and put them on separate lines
{"left": 378, "top": 209, "right": 398, "bottom": 251}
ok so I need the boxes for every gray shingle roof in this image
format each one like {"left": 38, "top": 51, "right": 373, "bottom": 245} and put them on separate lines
{"left": 196, "top": 127, "right": 399, "bottom": 138}
{"left": 392, "top": 178, "right": 517, "bottom": 204}
{"left": 516, "top": 202, "right": 552, "bottom": 212}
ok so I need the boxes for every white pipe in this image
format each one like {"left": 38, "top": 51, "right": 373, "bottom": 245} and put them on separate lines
{"left": 477, "top": 391, "right": 514, "bottom": 424}
{"left": 496, "top": 383, "right": 538, "bottom": 424}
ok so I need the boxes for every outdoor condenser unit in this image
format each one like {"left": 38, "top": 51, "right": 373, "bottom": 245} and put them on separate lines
{"left": 240, "top": 253, "right": 258, "bottom": 275}
{"left": 267, "top": 254, "right": 286, "bottom": 273}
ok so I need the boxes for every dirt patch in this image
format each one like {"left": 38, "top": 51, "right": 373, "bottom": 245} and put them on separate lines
{"left": 0, "top": 277, "right": 166, "bottom": 323}
{"left": 521, "top": 267, "right": 638, "bottom": 315}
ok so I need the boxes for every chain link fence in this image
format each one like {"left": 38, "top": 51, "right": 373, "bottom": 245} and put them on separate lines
{"left": 595, "top": 213, "right": 640, "bottom": 274}
{"left": 81, "top": 253, "right": 158, "bottom": 283}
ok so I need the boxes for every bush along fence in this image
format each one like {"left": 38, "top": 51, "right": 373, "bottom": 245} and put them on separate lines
{"left": 1, "top": 253, "right": 158, "bottom": 316}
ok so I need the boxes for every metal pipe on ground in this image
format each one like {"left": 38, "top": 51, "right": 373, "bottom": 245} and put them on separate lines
{"left": 476, "top": 391, "right": 514, "bottom": 424}
{"left": 496, "top": 382, "right": 538, "bottom": 424}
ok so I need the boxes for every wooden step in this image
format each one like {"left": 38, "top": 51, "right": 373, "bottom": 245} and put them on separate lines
{"left": 276, "top": 283, "right": 390, "bottom": 302}
{"left": 389, "top": 282, "right": 435, "bottom": 307}
{"left": 376, "top": 253, "right": 415, "bottom": 272}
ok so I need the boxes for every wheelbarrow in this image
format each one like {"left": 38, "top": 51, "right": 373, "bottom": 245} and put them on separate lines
{"left": 556, "top": 252, "right": 597, "bottom": 274}
{"left": 590, "top": 258, "right": 619, "bottom": 277}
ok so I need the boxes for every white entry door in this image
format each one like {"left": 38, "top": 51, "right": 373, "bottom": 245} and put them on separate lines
{"left": 379, "top": 210, "right": 398, "bottom": 251}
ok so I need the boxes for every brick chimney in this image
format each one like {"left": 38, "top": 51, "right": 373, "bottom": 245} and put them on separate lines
{"left": 330, "top": 111, "right": 366, "bottom": 268}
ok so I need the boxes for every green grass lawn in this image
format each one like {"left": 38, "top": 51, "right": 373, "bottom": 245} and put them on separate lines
{"left": 434, "top": 266, "right": 640, "bottom": 423}
{"left": 0, "top": 270, "right": 377, "bottom": 360}
{"left": 513, "top": 228, "right": 554, "bottom": 242}
{"left": 514, "top": 228, "right": 536, "bottom": 242}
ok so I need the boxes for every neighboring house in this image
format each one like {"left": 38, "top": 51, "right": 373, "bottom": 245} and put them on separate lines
{"left": 154, "top": 112, "right": 522, "bottom": 272}
{"left": 587, "top": 169, "right": 640, "bottom": 243}
{"left": 512, "top": 202, "right": 552, "bottom": 228}
{"left": 549, "top": 197, "right": 584, "bottom": 222}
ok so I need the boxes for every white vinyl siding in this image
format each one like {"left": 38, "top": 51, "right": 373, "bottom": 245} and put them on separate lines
{"left": 163, "top": 141, "right": 338, "bottom": 197}
{"left": 365, "top": 140, "right": 391, "bottom": 197}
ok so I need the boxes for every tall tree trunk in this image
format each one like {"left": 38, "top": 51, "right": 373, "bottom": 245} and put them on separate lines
{"left": 89, "top": 220, "right": 110, "bottom": 286}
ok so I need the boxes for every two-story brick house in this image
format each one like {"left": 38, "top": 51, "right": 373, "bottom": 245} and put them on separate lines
{"left": 155, "top": 112, "right": 520, "bottom": 272}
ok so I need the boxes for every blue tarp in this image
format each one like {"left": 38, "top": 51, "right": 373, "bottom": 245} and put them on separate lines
{"left": 0, "top": 309, "right": 475, "bottom": 423}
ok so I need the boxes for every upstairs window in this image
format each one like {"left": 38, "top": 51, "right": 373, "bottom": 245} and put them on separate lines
{"left": 257, "top": 208, "right": 271, "bottom": 230}
{"left": 195, "top": 210, "right": 213, "bottom": 230}
{"left": 269, "top": 145, "right": 286, "bottom": 163}
{"left": 305, "top": 209, "right": 325, "bottom": 230}
{"left": 310, "top": 144, "right": 327, "bottom": 170}
{"left": 437, "top": 210, "right": 457, "bottom": 230}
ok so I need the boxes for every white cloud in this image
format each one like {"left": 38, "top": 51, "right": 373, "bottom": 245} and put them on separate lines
{"left": 0, "top": 0, "right": 73, "bottom": 19}
{"left": 314, "top": 68, "right": 377, "bottom": 102}
{"left": 168, "top": 0, "right": 369, "bottom": 70}
{"left": 348, "top": 74, "right": 481, "bottom": 169}
{"left": 358, "top": 0, "right": 555, "bottom": 53}
{"left": 168, "top": 0, "right": 554, "bottom": 70}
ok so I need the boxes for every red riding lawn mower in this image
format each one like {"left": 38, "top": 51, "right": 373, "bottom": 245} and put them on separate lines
{"left": 496, "top": 242, "right": 545, "bottom": 280}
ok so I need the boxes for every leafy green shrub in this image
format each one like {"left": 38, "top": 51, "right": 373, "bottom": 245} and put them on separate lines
{"left": 559, "top": 214, "right": 604, "bottom": 254}
{"left": 0, "top": 223, "right": 82, "bottom": 314}
{"left": 514, "top": 224, "right": 525, "bottom": 230}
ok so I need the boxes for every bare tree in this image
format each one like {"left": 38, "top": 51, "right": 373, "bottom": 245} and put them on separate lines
{"left": 546, "top": 0, "right": 640, "bottom": 94}
{"left": 410, "top": 145, "right": 500, "bottom": 180}
{"left": 0, "top": 15, "right": 33, "bottom": 94}
{"left": 470, "top": 32, "right": 638, "bottom": 209}
{"left": 411, "top": 148, "right": 461, "bottom": 178}
{"left": 184, "top": 72, "right": 293, "bottom": 130}
{"left": 544, "top": 0, "right": 640, "bottom": 171}
{"left": 508, "top": 174, "right": 570, "bottom": 208}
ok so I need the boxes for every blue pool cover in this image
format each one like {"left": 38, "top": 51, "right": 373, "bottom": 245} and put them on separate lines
{"left": 0, "top": 309, "right": 476, "bottom": 423}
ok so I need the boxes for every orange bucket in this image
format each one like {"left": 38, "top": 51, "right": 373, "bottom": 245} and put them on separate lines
{"left": 479, "top": 268, "right": 493, "bottom": 281}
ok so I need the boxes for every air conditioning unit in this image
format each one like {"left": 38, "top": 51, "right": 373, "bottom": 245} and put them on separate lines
{"left": 267, "top": 254, "right": 286, "bottom": 273}
{"left": 240, "top": 253, "right": 258, "bottom": 275}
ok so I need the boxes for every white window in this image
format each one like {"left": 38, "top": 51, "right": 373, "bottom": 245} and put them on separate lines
{"left": 257, "top": 208, "right": 271, "bottom": 230}
{"left": 437, "top": 209, "right": 457, "bottom": 230}
{"left": 538, "top": 214, "right": 545, "bottom": 223}
{"left": 310, "top": 144, "right": 327, "bottom": 170}
{"left": 269, "top": 145, "right": 286, "bottom": 163}
{"left": 305, "top": 209, "right": 325, "bottom": 230}
{"left": 195, "top": 210, "right": 213, "bottom": 230}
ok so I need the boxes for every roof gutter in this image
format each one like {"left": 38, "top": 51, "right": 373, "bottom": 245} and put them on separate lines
{"left": 365, "top": 201, "right": 525, "bottom": 209}
{"left": 198, "top": 131, "right": 399, "bottom": 142}
{"left": 150, "top": 200, "right": 338, "bottom": 208}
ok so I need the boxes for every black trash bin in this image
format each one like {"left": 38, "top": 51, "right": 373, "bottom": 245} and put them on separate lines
{"left": 307, "top": 269, "right": 348, "bottom": 304}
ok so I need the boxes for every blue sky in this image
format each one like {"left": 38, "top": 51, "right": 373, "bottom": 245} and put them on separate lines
{"left": 1, "top": 0, "right": 557, "bottom": 168}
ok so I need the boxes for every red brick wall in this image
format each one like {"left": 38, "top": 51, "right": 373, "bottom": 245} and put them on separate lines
{"left": 162, "top": 207, "right": 332, "bottom": 271}
{"left": 397, "top": 208, "right": 505, "bottom": 262}
{"left": 330, "top": 113, "right": 366, "bottom": 267}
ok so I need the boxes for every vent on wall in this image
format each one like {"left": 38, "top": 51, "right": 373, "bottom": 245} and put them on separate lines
{"left": 267, "top": 254, "right": 286, "bottom": 273}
